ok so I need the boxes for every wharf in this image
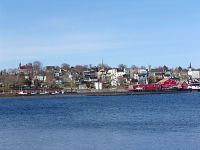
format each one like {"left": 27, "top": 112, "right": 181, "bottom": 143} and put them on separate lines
{"left": 78, "top": 90, "right": 194, "bottom": 96}
{"left": 0, "top": 89, "right": 198, "bottom": 98}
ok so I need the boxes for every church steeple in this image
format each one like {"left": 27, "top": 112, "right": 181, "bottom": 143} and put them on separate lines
{"left": 188, "top": 62, "right": 192, "bottom": 73}
{"left": 19, "top": 62, "right": 22, "bottom": 68}
{"left": 101, "top": 59, "right": 104, "bottom": 70}
{"left": 189, "top": 62, "right": 192, "bottom": 69}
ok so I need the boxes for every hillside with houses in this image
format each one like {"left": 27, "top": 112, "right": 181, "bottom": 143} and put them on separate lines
{"left": 0, "top": 61, "right": 200, "bottom": 94}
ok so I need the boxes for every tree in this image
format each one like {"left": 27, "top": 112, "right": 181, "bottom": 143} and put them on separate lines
{"left": 117, "top": 76, "right": 126, "bottom": 86}
{"left": 148, "top": 76, "right": 156, "bottom": 84}
{"left": 163, "top": 65, "right": 169, "bottom": 72}
{"left": 61, "top": 63, "right": 70, "bottom": 70}
{"left": 131, "top": 65, "right": 138, "bottom": 69}
{"left": 24, "top": 79, "right": 32, "bottom": 87}
{"left": 140, "top": 66, "right": 146, "bottom": 69}
{"left": 83, "top": 65, "right": 89, "bottom": 69}
{"left": 33, "top": 61, "right": 42, "bottom": 74}
{"left": 118, "top": 64, "right": 127, "bottom": 70}
{"left": 0, "top": 73, "right": 17, "bottom": 92}
{"left": 7, "top": 68, "right": 18, "bottom": 75}
{"left": 16, "top": 73, "right": 26, "bottom": 88}
{"left": 89, "top": 64, "right": 93, "bottom": 69}
{"left": 177, "top": 66, "right": 183, "bottom": 72}
{"left": 33, "top": 79, "right": 41, "bottom": 89}
{"left": 130, "top": 78, "right": 138, "bottom": 84}
{"left": 156, "top": 66, "right": 164, "bottom": 72}
{"left": 97, "top": 63, "right": 110, "bottom": 70}
{"left": 74, "top": 65, "right": 87, "bottom": 75}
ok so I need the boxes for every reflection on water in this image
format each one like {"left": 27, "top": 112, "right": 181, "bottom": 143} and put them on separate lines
{"left": 0, "top": 93, "right": 200, "bottom": 150}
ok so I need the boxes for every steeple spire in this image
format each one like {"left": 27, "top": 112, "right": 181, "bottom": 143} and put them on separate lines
{"left": 189, "top": 62, "right": 192, "bottom": 68}
{"left": 101, "top": 59, "right": 104, "bottom": 70}
{"left": 188, "top": 62, "right": 192, "bottom": 72}
{"left": 19, "top": 62, "right": 21, "bottom": 68}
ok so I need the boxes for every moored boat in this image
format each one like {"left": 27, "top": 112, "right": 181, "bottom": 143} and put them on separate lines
{"left": 17, "top": 91, "right": 28, "bottom": 95}
{"left": 40, "top": 91, "right": 49, "bottom": 95}
{"left": 187, "top": 81, "right": 200, "bottom": 90}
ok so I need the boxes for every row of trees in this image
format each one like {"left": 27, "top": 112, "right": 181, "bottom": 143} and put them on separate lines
{"left": 1, "top": 59, "right": 189, "bottom": 75}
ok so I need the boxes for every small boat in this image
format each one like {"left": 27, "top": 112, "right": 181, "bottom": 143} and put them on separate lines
{"left": 31, "top": 92, "right": 37, "bottom": 95}
{"left": 51, "top": 91, "right": 59, "bottom": 95}
{"left": 18, "top": 91, "right": 28, "bottom": 95}
{"left": 61, "top": 90, "right": 65, "bottom": 94}
{"left": 188, "top": 82, "right": 200, "bottom": 90}
{"left": 40, "top": 91, "right": 49, "bottom": 95}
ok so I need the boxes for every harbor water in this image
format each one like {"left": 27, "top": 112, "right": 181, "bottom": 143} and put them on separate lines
{"left": 0, "top": 93, "right": 200, "bottom": 150}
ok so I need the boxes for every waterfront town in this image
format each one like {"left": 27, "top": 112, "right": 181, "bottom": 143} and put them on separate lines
{"left": 0, "top": 61, "right": 200, "bottom": 95}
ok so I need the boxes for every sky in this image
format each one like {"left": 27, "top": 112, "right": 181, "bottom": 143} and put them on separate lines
{"left": 0, "top": 0, "right": 200, "bottom": 69}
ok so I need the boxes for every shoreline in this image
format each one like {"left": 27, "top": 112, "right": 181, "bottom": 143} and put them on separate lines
{"left": 0, "top": 89, "right": 198, "bottom": 98}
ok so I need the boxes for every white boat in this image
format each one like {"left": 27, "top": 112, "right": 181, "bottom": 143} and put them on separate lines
{"left": 51, "top": 91, "right": 59, "bottom": 95}
{"left": 40, "top": 91, "right": 49, "bottom": 95}
{"left": 31, "top": 92, "right": 37, "bottom": 95}
{"left": 18, "top": 91, "right": 28, "bottom": 95}
{"left": 61, "top": 90, "right": 65, "bottom": 94}
{"left": 135, "top": 87, "right": 144, "bottom": 90}
{"left": 188, "top": 82, "right": 200, "bottom": 90}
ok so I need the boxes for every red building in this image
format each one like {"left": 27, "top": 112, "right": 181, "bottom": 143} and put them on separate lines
{"left": 18, "top": 63, "right": 33, "bottom": 75}
{"left": 128, "top": 78, "right": 188, "bottom": 91}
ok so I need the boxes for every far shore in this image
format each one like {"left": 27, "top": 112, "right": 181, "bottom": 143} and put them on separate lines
{"left": 0, "top": 89, "right": 197, "bottom": 98}
{"left": 0, "top": 89, "right": 128, "bottom": 98}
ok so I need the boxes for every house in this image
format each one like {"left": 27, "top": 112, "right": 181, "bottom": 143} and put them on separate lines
{"left": 97, "top": 68, "right": 107, "bottom": 80}
{"left": 83, "top": 69, "right": 98, "bottom": 82}
{"left": 132, "top": 68, "right": 148, "bottom": 84}
{"left": 33, "top": 75, "right": 46, "bottom": 82}
{"left": 138, "top": 69, "right": 148, "bottom": 84}
{"left": 188, "top": 63, "right": 200, "bottom": 80}
{"left": 149, "top": 68, "right": 165, "bottom": 78}
{"left": 94, "top": 82, "right": 102, "bottom": 90}
{"left": 78, "top": 84, "right": 88, "bottom": 90}
{"left": 107, "top": 68, "right": 126, "bottom": 86}
{"left": 46, "top": 66, "right": 56, "bottom": 71}
{"left": 18, "top": 63, "right": 32, "bottom": 75}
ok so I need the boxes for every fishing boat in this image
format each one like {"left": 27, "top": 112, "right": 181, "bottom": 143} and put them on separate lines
{"left": 188, "top": 81, "right": 200, "bottom": 90}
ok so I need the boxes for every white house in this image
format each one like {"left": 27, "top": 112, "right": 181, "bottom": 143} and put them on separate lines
{"left": 132, "top": 68, "right": 148, "bottom": 84}
{"left": 107, "top": 68, "right": 126, "bottom": 86}
{"left": 188, "top": 64, "right": 200, "bottom": 79}
{"left": 34, "top": 75, "right": 47, "bottom": 82}
{"left": 94, "top": 82, "right": 102, "bottom": 90}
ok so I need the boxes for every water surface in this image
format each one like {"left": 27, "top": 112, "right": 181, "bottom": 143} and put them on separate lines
{"left": 0, "top": 93, "right": 200, "bottom": 150}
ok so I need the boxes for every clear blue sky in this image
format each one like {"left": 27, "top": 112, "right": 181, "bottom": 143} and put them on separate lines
{"left": 0, "top": 0, "right": 200, "bottom": 69}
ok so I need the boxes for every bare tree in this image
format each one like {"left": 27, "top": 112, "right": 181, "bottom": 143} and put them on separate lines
{"left": 7, "top": 68, "right": 18, "bottom": 75}
{"left": 131, "top": 65, "right": 138, "bottom": 69}
{"left": 140, "top": 66, "right": 146, "bottom": 69}
{"left": 118, "top": 64, "right": 127, "bottom": 70}
{"left": 117, "top": 76, "right": 126, "bottom": 86}
{"left": 97, "top": 63, "right": 110, "bottom": 71}
{"left": 15, "top": 73, "right": 26, "bottom": 88}
{"left": 74, "top": 65, "right": 87, "bottom": 75}
{"left": 61, "top": 63, "right": 70, "bottom": 70}
{"left": 177, "top": 66, "right": 183, "bottom": 72}
{"left": 83, "top": 65, "right": 89, "bottom": 69}
{"left": 163, "top": 65, "right": 169, "bottom": 72}
{"left": 33, "top": 61, "right": 42, "bottom": 74}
